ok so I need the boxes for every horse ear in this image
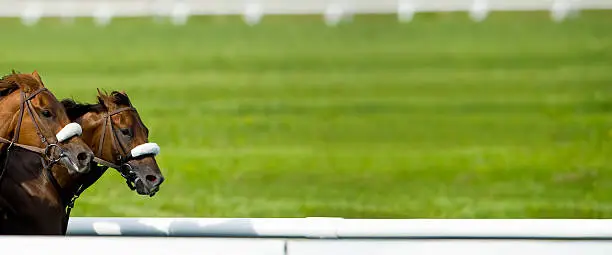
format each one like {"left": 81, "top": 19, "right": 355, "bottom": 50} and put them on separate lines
{"left": 96, "top": 88, "right": 105, "bottom": 98}
{"left": 31, "top": 70, "right": 44, "bottom": 86}
{"left": 97, "top": 88, "right": 112, "bottom": 100}
{"left": 96, "top": 88, "right": 111, "bottom": 109}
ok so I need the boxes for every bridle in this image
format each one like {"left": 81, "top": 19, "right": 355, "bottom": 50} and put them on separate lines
{"left": 0, "top": 87, "right": 78, "bottom": 183}
{"left": 0, "top": 87, "right": 84, "bottom": 232}
{"left": 93, "top": 106, "right": 151, "bottom": 190}
{"left": 70, "top": 105, "right": 160, "bottom": 201}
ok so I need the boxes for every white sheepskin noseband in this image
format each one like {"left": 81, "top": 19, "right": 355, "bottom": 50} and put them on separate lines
{"left": 130, "top": 143, "right": 160, "bottom": 158}
{"left": 56, "top": 123, "right": 83, "bottom": 143}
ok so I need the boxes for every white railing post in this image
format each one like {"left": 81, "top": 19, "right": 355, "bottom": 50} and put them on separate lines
{"left": 551, "top": 0, "right": 574, "bottom": 22}
{"left": 243, "top": 0, "right": 263, "bottom": 26}
{"left": 170, "top": 0, "right": 190, "bottom": 26}
{"left": 324, "top": 2, "right": 345, "bottom": 27}
{"left": 397, "top": 0, "right": 416, "bottom": 23}
{"left": 21, "top": 2, "right": 42, "bottom": 26}
{"left": 469, "top": 0, "right": 489, "bottom": 22}
{"left": 93, "top": 3, "right": 113, "bottom": 27}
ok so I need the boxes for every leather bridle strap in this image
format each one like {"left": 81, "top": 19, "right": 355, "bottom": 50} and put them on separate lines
{"left": 92, "top": 107, "right": 140, "bottom": 191}
{"left": 0, "top": 137, "right": 45, "bottom": 154}
{"left": 93, "top": 157, "right": 120, "bottom": 170}
{"left": 61, "top": 162, "right": 107, "bottom": 234}
{"left": 11, "top": 90, "right": 26, "bottom": 144}
{"left": 95, "top": 107, "right": 135, "bottom": 168}
{"left": 24, "top": 88, "right": 56, "bottom": 146}
{"left": 0, "top": 88, "right": 51, "bottom": 155}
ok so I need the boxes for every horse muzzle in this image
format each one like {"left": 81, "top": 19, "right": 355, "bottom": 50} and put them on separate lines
{"left": 121, "top": 162, "right": 164, "bottom": 197}
{"left": 50, "top": 123, "right": 92, "bottom": 173}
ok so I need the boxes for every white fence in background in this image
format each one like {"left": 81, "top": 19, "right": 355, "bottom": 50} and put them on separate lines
{"left": 0, "top": 0, "right": 611, "bottom": 26}
{"left": 4, "top": 218, "right": 612, "bottom": 255}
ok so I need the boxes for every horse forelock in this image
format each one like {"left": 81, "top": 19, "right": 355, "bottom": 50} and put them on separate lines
{"left": 0, "top": 77, "right": 19, "bottom": 99}
{"left": 106, "top": 91, "right": 149, "bottom": 134}
{"left": 0, "top": 73, "right": 43, "bottom": 95}
{"left": 110, "top": 91, "right": 132, "bottom": 106}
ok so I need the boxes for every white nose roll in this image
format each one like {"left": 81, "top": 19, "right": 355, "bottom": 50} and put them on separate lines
{"left": 130, "top": 142, "right": 160, "bottom": 158}
{"left": 56, "top": 122, "right": 83, "bottom": 143}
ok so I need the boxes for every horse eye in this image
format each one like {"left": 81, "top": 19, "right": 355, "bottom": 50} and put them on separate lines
{"left": 41, "top": 110, "right": 52, "bottom": 118}
{"left": 120, "top": 128, "right": 131, "bottom": 137}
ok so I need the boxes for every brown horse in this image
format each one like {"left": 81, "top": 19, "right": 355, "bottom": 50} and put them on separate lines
{"left": 0, "top": 71, "right": 94, "bottom": 234}
{"left": 61, "top": 89, "right": 164, "bottom": 197}
{"left": 0, "top": 88, "right": 164, "bottom": 235}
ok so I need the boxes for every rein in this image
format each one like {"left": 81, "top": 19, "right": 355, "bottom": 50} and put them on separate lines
{"left": 0, "top": 88, "right": 79, "bottom": 231}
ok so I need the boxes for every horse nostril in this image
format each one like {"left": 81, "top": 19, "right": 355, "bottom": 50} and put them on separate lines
{"left": 77, "top": 152, "right": 89, "bottom": 161}
{"left": 146, "top": 175, "right": 157, "bottom": 184}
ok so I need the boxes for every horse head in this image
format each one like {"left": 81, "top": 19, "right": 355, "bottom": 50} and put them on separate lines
{"left": 61, "top": 89, "right": 164, "bottom": 196}
{"left": 0, "top": 71, "right": 93, "bottom": 174}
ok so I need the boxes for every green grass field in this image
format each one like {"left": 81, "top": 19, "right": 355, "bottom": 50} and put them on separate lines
{"left": 0, "top": 10, "right": 611, "bottom": 218}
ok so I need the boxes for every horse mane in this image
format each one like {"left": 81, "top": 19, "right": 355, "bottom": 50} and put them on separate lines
{"left": 61, "top": 99, "right": 105, "bottom": 120}
{"left": 0, "top": 73, "right": 21, "bottom": 98}
{"left": 61, "top": 91, "right": 132, "bottom": 120}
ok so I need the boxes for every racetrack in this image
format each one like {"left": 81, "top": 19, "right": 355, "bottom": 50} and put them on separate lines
{"left": 0, "top": 11, "right": 610, "bottom": 218}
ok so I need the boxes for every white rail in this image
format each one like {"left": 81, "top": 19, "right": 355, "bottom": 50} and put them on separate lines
{"left": 66, "top": 217, "right": 612, "bottom": 239}
{"left": 0, "top": 236, "right": 610, "bottom": 255}
{"left": 2, "top": 218, "right": 612, "bottom": 255}
{"left": 2, "top": 0, "right": 611, "bottom": 26}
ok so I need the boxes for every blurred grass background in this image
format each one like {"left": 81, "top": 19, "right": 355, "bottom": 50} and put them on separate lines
{"left": 0, "top": 10, "right": 611, "bottom": 218}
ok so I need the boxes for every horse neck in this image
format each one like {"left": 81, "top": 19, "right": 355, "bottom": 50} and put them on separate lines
{"left": 56, "top": 112, "right": 108, "bottom": 196}
{"left": 0, "top": 149, "right": 67, "bottom": 212}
